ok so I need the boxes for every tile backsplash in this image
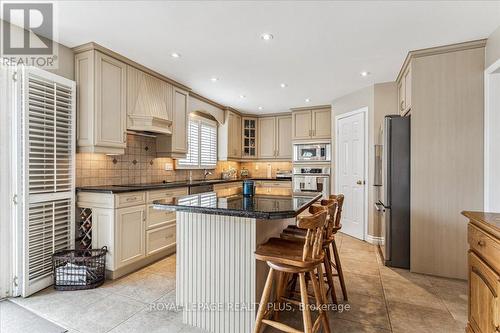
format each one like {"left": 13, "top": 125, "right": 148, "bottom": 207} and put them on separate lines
{"left": 76, "top": 134, "right": 238, "bottom": 187}
{"left": 240, "top": 161, "right": 293, "bottom": 178}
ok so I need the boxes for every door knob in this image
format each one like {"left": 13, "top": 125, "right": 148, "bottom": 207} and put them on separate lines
{"left": 356, "top": 180, "right": 365, "bottom": 185}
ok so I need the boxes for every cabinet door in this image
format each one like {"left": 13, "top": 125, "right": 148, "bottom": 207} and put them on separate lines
{"left": 172, "top": 87, "right": 188, "bottom": 154}
{"left": 258, "top": 117, "right": 276, "bottom": 159}
{"left": 404, "top": 66, "right": 412, "bottom": 114}
{"left": 312, "top": 108, "right": 331, "bottom": 139}
{"left": 116, "top": 206, "right": 146, "bottom": 268}
{"left": 468, "top": 252, "right": 499, "bottom": 333}
{"left": 292, "top": 110, "right": 312, "bottom": 140}
{"left": 398, "top": 78, "right": 406, "bottom": 115}
{"left": 95, "top": 51, "right": 127, "bottom": 148}
{"left": 276, "top": 115, "right": 292, "bottom": 159}
{"left": 242, "top": 117, "right": 257, "bottom": 158}
{"left": 227, "top": 112, "right": 242, "bottom": 158}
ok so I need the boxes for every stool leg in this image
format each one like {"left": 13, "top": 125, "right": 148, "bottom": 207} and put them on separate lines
{"left": 309, "top": 270, "right": 331, "bottom": 333}
{"left": 323, "top": 250, "right": 337, "bottom": 304}
{"left": 299, "top": 272, "right": 313, "bottom": 333}
{"left": 273, "top": 271, "right": 286, "bottom": 320}
{"left": 332, "top": 238, "right": 348, "bottom": 301}
{"left": 254, "top": 267, "right": 274, "bottom": 333}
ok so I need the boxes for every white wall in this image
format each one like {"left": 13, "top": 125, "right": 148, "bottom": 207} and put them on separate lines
{"left": 486, "top": 25, "right": 500, "bottom": 69}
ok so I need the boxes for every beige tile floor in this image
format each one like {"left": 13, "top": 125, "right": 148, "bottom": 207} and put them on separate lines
{"left": 11, "top": 233, "right": 467, "bottom": 333}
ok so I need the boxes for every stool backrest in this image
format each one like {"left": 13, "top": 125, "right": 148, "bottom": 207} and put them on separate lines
{"left": 329, "top": 194, "right": 345, "bottom": 229}
{"left": 320, "top": 199, "right": 338, "bottom": 239}
{"left": 297, "top": 205, "right": 327, "bottom": 261}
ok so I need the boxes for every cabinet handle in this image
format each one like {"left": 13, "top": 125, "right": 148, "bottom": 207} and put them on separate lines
{"left": 400, "top": 100, "right": 405, "bottom": 111}
{"left": 495, "top": 325, "right": 500, "bottom": 332}
{"left": 123, "top": 132, "right": 127, "bottom": 143}
{"left": 477, "top": 240, "right": 486, "bottom": 247}
{"left": 126, "top": 197, "right": 137, "bottom": 202}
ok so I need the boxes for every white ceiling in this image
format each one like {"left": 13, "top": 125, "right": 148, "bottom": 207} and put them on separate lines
{"left": 51, "top": 0, "right": 500, "bottom": 114}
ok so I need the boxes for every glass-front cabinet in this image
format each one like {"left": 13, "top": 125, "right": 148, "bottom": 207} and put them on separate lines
{"left": 242, "top": 117, "right": 257, "bottom": 158}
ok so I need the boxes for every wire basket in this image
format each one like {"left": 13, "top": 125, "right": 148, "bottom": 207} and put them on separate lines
{"left": 52, "top": 246, "right": 107, "bottom": 291}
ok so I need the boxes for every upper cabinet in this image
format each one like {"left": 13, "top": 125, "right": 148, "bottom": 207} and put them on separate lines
{"left": 397, "top": 62, "right": 412, "bottom": 116}
{"left": 291, "top": 106, "right": 331, "bottom": 141}
{"left": 242, "top": 117, "right": 257, "bottom": 159}
{"left": 75, "top": 50, "right": 127, "bottom": 154}
{"left": 218, "top": 110, "right": 242, "bottom": 160}
{"left": 257, "top": 115, "right": 292, "bottom": 160}
{"left": 157, "top": 86, "right": 189, "bottom": 158}
{"left": 127, "top": 66, "right": 173, "bottom": 134}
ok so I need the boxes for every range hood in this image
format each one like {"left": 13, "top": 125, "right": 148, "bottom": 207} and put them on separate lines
{"left": 126, "top": 66, "right": 173, "bottom": 135}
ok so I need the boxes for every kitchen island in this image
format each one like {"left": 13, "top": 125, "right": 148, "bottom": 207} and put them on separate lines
{"left": 153, "top": 189, "right": 321, "bottom": 333}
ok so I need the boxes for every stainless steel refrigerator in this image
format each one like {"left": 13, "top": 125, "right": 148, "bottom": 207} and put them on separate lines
{"left": 376, "top": 115, "right": 410, "bottom": 269}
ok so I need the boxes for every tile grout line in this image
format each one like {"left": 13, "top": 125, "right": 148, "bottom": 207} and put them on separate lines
{"left": 376, "top": 246, "right": 395, "bottom": 333}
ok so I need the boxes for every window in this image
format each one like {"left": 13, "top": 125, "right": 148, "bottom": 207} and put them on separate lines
{"left": 177, "top": 114, "right": 217, "bottom": 169}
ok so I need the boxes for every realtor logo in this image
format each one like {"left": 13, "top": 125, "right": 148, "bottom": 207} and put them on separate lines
{"left": 1, "top": 2, "right": 57, "bottom": 68}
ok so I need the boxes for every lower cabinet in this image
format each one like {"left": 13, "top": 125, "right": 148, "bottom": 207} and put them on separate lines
{"left": 116, "top": 205, "right": 146, "bottom": 268}
{"left": 77, "top": 187, "right": 188, "bottom": 279}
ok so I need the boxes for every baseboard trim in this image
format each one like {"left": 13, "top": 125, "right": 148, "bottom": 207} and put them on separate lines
{"left": 365, "top": 234, "right": 384, "bottom": 245}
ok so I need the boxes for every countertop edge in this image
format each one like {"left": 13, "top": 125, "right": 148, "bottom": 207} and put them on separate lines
{"left": 76, "top": 177, "right": 292, "bottom": 194}
{"left": 462, "top": 211, "right": 500, "bottom": 238}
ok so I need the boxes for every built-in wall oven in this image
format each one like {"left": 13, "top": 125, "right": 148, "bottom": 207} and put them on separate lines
{"left": 293, "top": 142, "right": 331, "bottom": 162}
{"left": 292, "top": 166, "right": 331, "bottom": 198}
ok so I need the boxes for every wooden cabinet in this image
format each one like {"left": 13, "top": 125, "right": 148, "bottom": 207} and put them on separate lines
{"left": 291, "top": 107, "right": 331, "bottom": 141}
{"left": 258, "top": 117, "right": 276, "bottom": 159}
{"left": 126, "top": 65, "right": 172, "bottom": 134}
{"left": 157, "top": 86, "right": 189, "bottom": 158}
{"left": 75, "top": 50, "right": 127, "bottom": 154}
{"left": 242, "top": 117, "right": 257, "bottom": 159}
{"left": 398, "top": 64, "right": 412, "bottom": 116}
{"left": 218, "top": 110, "right": 242, "bottom": 160}
{"left": 463, "top": 212, "right": 500, "bottom": 333}
{"left": 257, "top": 116, "right": 291, "bottom": 160}
{"left": 116, "top": 205, "right": 146, "bottom": 268}
{"left": 76, "top": 187, "right": 188, "bottom": 279}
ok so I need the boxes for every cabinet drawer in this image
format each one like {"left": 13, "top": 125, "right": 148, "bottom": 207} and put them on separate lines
{"left": 213, "top": 181, "right": 242, "bottom": 191}
{"left": 256, "top": 181, "right": 292, "bottom": 188}
{"left": 147, "top": 204, "right": 176, "bottom": 229}
{"left": 146, "top": 224, "right": 176, "bottom": 256}
{"left": 469, "top": 224, "right": 500, "bottom": 272}
{"left": 116, "top": 192, "right": 146, "bottom": 208}
{"left": 147, "top": 187, "right": 188, "bottom": 203}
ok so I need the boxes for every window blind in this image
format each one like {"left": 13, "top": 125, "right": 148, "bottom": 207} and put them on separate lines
{"left": 178, "top": 115, "right": 217, "bottom": 169}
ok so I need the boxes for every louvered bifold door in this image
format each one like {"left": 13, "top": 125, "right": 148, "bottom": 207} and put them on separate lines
{"left": 19, "top": 67, "right": 76, "bottom": 296}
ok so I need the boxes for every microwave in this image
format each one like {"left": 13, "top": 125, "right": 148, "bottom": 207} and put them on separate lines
{"left": 293, "top": 143, "right": 331, "bottom": 162}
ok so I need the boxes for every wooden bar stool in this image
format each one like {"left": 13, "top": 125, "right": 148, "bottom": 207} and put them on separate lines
{"left": 281, "top": 199, "right": 339, "bottom": 304}
{"left": 327, "top": 194, "right": 347, "bottom": 301}
{"left": 254, "top": 206, "right": 331, "bottom": 333}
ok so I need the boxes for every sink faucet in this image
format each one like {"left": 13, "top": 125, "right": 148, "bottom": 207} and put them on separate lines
{"left": 203, "top": 169, "right": 213, "bottom": 180}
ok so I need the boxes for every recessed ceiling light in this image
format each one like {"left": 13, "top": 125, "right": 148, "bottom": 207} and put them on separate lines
{"left": 210, "top": 77, "right": 219, "bottom": 82}
{"left": 280, "top": 83, "right": 288, "bottom": 88}
{"left": 171, "top": 52, "right": 180, "bottom": 58}
{"left": 239, "top": 95, "right": 246, "bottom": 99}
{"left": 305, "top": 98, "right": 311, "bottom": 103}
{"left": 261, "top": 33, "right": 274, "bottom": 41}
{"left": 258, "top": 106, "right": 263, "bottom": 110}
{"left": 360, "top": 71, "right": 370, "bottom": 77}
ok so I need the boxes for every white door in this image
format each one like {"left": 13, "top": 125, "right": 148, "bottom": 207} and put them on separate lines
{"left": 336, "top": 110, "right": 366, "bottom": 240}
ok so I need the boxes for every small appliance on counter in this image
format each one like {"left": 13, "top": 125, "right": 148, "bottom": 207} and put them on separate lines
{"left": 222, "top": 167, "right": 238, "bottom": 180}
{"left": 243, "top": 180, "right": 255, "bottom": 196}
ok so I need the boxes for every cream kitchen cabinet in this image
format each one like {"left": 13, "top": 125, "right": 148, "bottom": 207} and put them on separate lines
{"left": 76, "top": 187, "right": 188, "bottom": 279}
{"left": 218, "top": 109, "right": 242, "bottom": 160}
{"left": 242, "top": 117, "right": 258, "bottom": 159}
{"left": 398, "top": 63, "right": 412, "bottom": 116}
{"left": 291, "top": 107, "right": 331, "bottom": 141}
{"left": 257, "top": 115, "right": 292, "bottom": 160}
{"left": 75, "top": 49, "right": 127, "bottom": 154}
{"left": 157, "top": 86, "right": 189, "bottom": 158}
{"left": 127, "top": 65, "right": 173, "bottom": 134}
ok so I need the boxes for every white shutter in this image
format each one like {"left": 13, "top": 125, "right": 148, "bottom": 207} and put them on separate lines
{"left": 19, "top": 67, "right": 76, "bottom": 296}
{"left": 178, "top": 118, "right": 199, "bottom": 167}
{"left": 200, "top": 120, "right": 217, "bottom": 168}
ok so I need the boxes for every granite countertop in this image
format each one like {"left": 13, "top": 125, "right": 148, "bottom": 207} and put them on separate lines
{"left": 76, "top": 177, "right": 291, "bottom": 193}
{"left": 462, "top": 211, "right": 500, "bottom": 237}
{"left": 153, "top": 191, "right": 322, "bottom": 219}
